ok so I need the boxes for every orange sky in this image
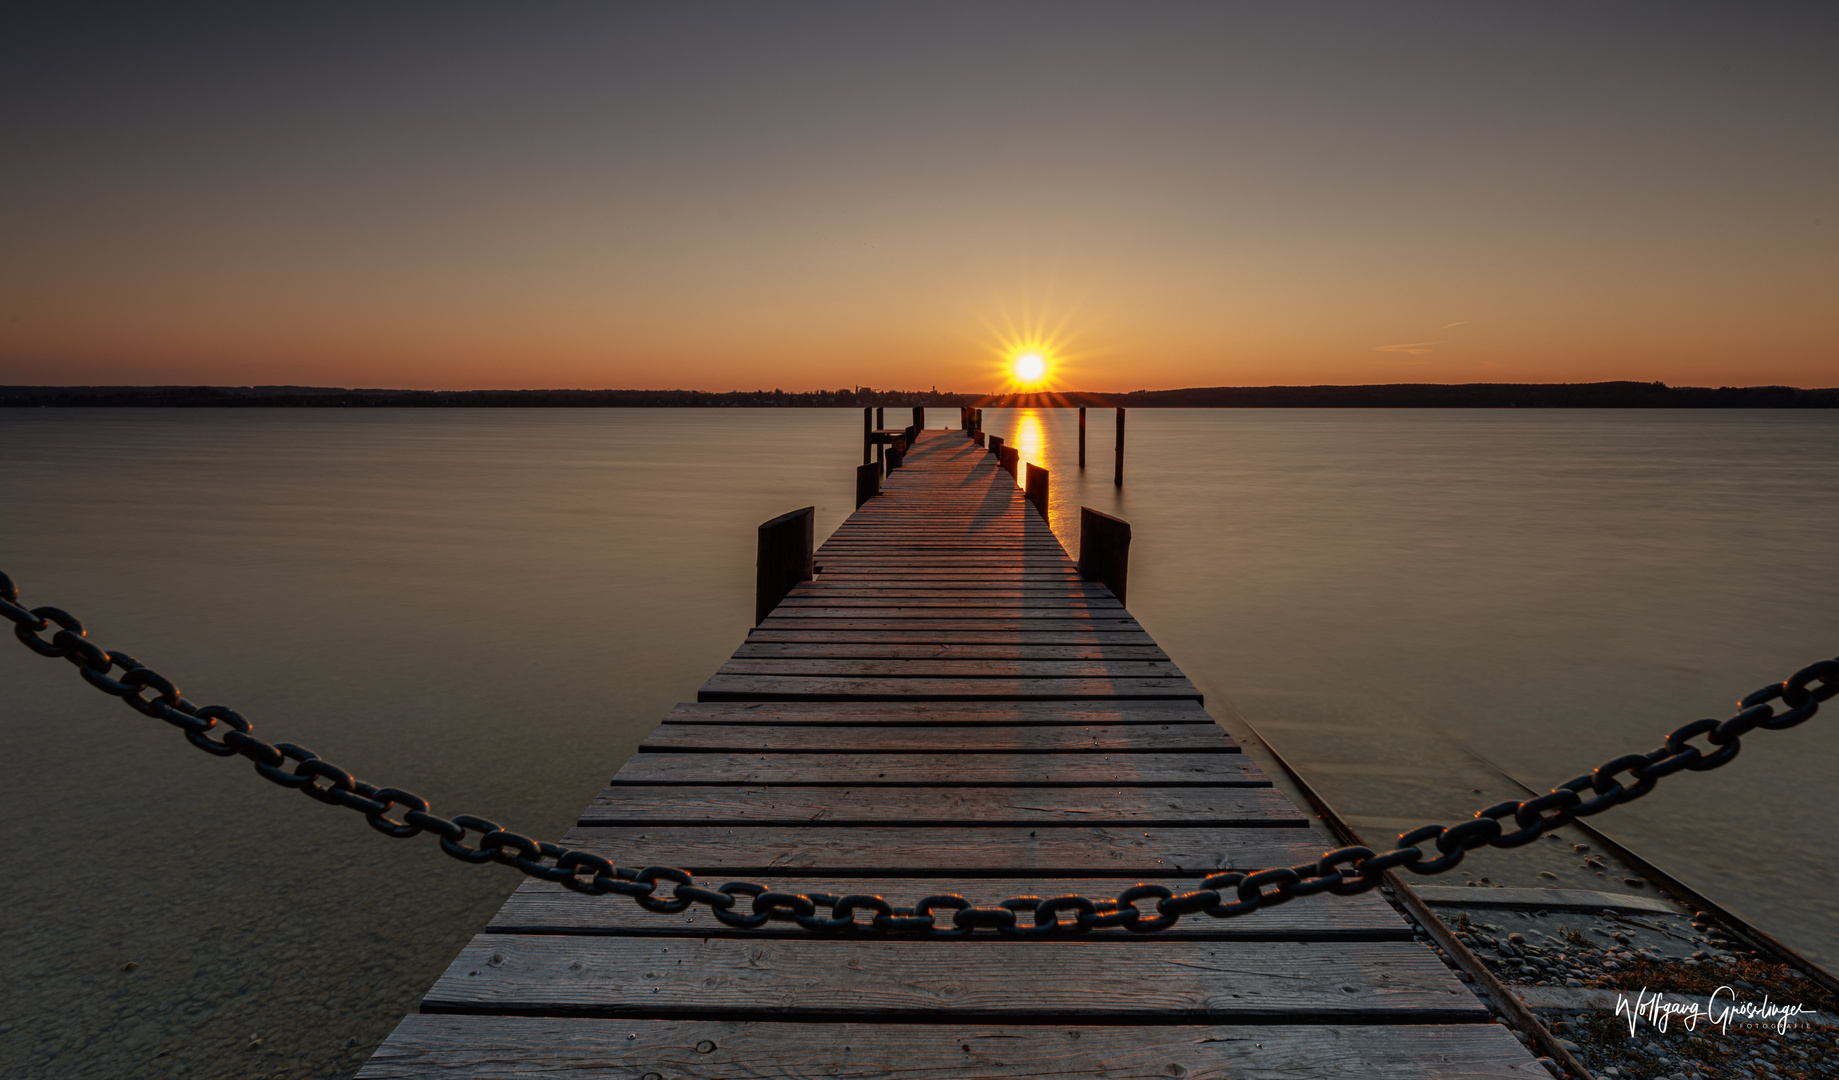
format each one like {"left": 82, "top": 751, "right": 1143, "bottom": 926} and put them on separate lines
{"left": 2, "top": 4, "right": 1835, "bottom": 392}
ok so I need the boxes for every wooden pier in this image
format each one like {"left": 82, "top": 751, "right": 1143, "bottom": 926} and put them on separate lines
{"left": 360, "top": 431, "right": 1536, "bottom": 1078}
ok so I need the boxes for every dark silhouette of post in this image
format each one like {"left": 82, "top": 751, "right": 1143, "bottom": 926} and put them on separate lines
{"left": 987, "top": 434, "right": 1003, "bottom": 460}
{"left": 1078, "top": 507, "right": 1130, "bottom": 605}
{"left": 876, "top": 407, "right": 884, "bottom": 430}
{"left": 862, "top": 407, "right": 872, "bottom": 465}
{"left": 755, "top": 506, "right": 814, "bottom": 625}
{"left": 887, "top": 434, "right": 907, "bottom": 473}
{"left": 999, "top": 445, "right": 1019, "bottom": 478}
{"left": 1114, "top": 407, "right": 1126, "bottom": 487}
{"left": 1078, "top": 407, "right": 1087, "bottom": 468}
{"left": 855, "top": 462, "right": 880, "bottom": 508}
{"left": 1025, "top": 463, "right": 1049, "bottom": 522}
{"left": 912, "top": 406, "right": 925, "bottom": 430}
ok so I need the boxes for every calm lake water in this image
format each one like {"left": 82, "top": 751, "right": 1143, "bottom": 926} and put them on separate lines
{"left": 3, "top": 407, "right": 1836, "bottom": 1078}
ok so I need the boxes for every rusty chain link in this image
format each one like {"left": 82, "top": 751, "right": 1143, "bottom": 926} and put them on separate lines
{"left": 5, "top": 569, "right": 1834, "bottom": 936}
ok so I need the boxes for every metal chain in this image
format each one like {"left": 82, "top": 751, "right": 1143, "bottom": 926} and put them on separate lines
{"left": 4, "top": 569, "right": 1834, "bottom": 936}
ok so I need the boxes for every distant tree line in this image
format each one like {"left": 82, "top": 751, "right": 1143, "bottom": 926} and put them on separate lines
{"left": 1103, "top": 381, "right": 1839, "bottom": 408}
{"left": 2, "top": 380, "right": 1834, "bottom": 409}
{"left": 0, "top": 385, "right": 971, "bottom": 408}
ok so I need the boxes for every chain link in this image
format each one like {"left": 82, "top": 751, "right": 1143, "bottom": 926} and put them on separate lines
{"left": 5, "top": 569, "right": 1834, "bottom": 936}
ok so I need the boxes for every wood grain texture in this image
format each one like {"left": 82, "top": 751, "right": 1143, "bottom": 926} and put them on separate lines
{"left": 557, "top": 824, "right": 1324, "bottom": 874}
{"left": 360, "top": 1015, "right": 1536, "bottom": 1080}
{"left": 658, "top": 700, "right": 1217, "bottom": 726}
{"left": 712, "top": 659, "right": 1182, "bottom": 679}
{"left": 761, "top": 608, "right": 1138, "bottom": 621}
{"left": 731, "top": 643, "right": 1172, "bottom": 661}
{"left": 640, "top": 724, "right": 1231, "bottom": 753}
{"left": 611, "top": 752, "right": 1261, "bottom": 786}
{"left": 697, "top": 676, "right": 1200, "bottom": 702}
{"left": 579, "top": 786, "right": 1301, "bottom": 826}
{"left": 419, "top": 936, "right": 1484, "bottom": 1020}
{"left": 746, "top": 629, "right": 1158, "bottom": 645}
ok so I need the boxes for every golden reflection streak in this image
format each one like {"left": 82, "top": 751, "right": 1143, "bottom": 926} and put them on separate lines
{"left": 1010, "top": 408, "right": 1048, "bottom": 473}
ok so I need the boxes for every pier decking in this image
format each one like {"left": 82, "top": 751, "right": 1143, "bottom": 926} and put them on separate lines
{"left": 360, "top": 431, "right": 1536, "bottom": 1078}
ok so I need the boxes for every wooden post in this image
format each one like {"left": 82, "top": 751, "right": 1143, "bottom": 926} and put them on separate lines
{"left": 987, "top": 434, "right": 1003, "bottom": 460}
{"left": 876, "top": 407, "right": 884, "bottom": 431}
{"left": 887, "top": 435, "right": 907, "bottom": 473}
{"left": 1078, "top": 407, "right": 1086, "bottom": 468}
{"left": 1025, "top": 462, "right": 1049, "bottom": 522}
{"left": 999, "top": 445, "right": 1019, "bottom": 478}
{"left": 862, "top": 407, "right": 872, "bottom": 465}
{"left": 973, "top": 429, "right": 985, "bottom": 446}
{"left": 912, "top": 406, "right": 925, "bottom": 430}
{"left": 1077, "top": 507, "right": 1130, "bottom": 605}
{"left": 855, "top": 461, "right": 880, "bottom": 508}
{"left": 755, "top": 506, "right": 814, "bottom": 625}
{"left": 1114, "top": 407, "right": 1126, "bottom": 487}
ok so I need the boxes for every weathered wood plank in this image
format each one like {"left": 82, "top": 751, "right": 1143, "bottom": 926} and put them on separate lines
{"left": 579, "top": 786, "right": 1300, "bottom": 827}
{"left": 640, "top": 724, "right": 1233, "bottom": 753}
{"left": 713, "top": 659, "right": 1185, "bottom": 680}
{"left": 731, "top": 643, "right": 1171, "bottom": 661}
{"left": 612, "top": 752, "right": 1260, "bottom": 785}
{"left": 746, "top": 629, "right": 1159, "bottom": 645}
{"left": 773, "top": 597, "right": 1125, "bottom": 610}
{"left": 752, "top": 620, "right": 1144, "bottom": 631}
{"left": 659, "top": 700, "right": 1218, "bottom": 726}
{"left": 490, "top": 873, "right": 1394, "bottom": 937}
{"left": 420, "top": 936, "right": 1484, "bottom": 1020}
{"left": 762, "top": 610, "right": 1141, "bottom": 623}
{"left": 359, "top": 1015, "right": 1536, "bottom": 1080}
{"left": 697, "top": 674, "right": 1200, "bottom": 702}
{"left": 558, "top": 824, "right": 1319, "bottom": 874}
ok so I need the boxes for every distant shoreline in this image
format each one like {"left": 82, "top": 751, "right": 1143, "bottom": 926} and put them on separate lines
{"left": 2, "top": 381, "right": 1836, "bottom": 409}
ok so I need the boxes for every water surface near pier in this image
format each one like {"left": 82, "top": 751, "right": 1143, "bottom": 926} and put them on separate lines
{"left": 2, "top": 407, "right": 1835, "bottom": 1079}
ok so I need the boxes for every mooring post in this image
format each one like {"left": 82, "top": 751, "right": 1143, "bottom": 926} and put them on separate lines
{"left": 999, "top": 445, "right": 1019, "bottom": 478}
{"left": 913, "top": 406, "right": 924, "bottom": 430}
{"left": 755, "top": 506, "right": 814, "bottom": 625}
{"left": 1114, "top": 407, "right": 1126, "bottom": 487}
{"left": 887, "top": 434, "right": 907, "bottom": 473}
{"left": 1025, "top": 462, "right": 1049, "bottom": 522}
{"left": 987, "top": 434, "right": 1004, "bottom": 461}
{"left": 1077, "top": 506, "right": 1130, "bottom": 605}
{"left": 1079, "top": 407, "right": 1087, "bottom": 468}
{"left": 973, "top": 429, "right": 985, "bottom": 446}
{"left": 855, "top": 462, "right": 880, "bottom": 508}
{"left": 862, "top": 407, "right": 872, "bottom": 465}
{"left": 876, "top": 407, "right": 884, "bottom": 431}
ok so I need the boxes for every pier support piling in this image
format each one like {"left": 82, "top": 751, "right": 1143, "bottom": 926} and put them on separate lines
{"left": 1078, "top": 506, "right": 1130, "bottom": 605}
{"left": 1114, "top": 407, "right": 1126, "bottom": 487}
{"left": 1025, "top": 463, "right": 1049, "bottom": 522}
{"left": 1079, "top": 406, "right": 1086, "bottom": 468}
{"left": 755, "top": 506, "right": 814, "bottom": 625}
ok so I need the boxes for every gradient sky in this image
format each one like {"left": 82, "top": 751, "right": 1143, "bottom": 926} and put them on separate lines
{"left": 2, "top": 2, "right": 1835, "bottom": 392}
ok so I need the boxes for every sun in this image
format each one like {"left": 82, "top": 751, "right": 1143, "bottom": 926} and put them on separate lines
{"left": 1013, "top": 352, "right": 1047, "bottom": 385}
